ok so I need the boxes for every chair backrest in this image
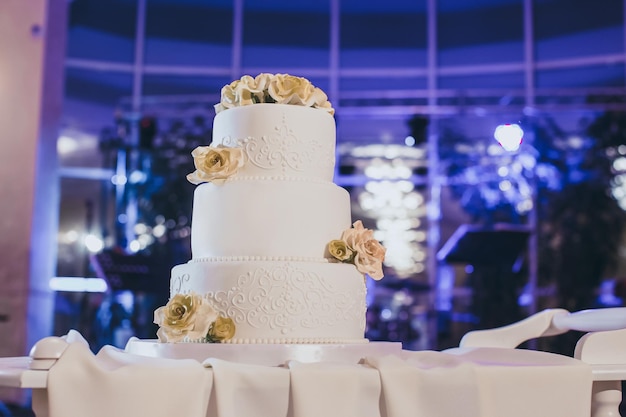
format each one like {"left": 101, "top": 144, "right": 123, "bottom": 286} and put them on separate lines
{"left": 459, "top": 307, "right": 626, "bottom": 349}
{"left": 574, "top": 327, "right": 626, "bottom": 364}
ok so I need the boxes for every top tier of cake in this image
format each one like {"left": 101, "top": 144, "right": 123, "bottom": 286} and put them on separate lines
{"left": 212, "top": 103, "right": 336, "bottom": 182}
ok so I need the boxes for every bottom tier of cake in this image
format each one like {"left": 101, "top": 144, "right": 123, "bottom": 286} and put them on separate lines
{"left": 170, "top": 258, "right": 368, "bottom": 344}
{"left": 125, "top": 339, "right": 403, "bottom": 366}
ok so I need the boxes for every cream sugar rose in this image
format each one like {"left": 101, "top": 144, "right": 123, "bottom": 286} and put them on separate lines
{"left": 151, "top": 73, "right": 386, "bottom": 345}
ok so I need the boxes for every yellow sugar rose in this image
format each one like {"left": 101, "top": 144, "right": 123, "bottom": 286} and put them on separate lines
{"left": 267, "top": 74, "right": 311, "bottom": 106}
{"left": 207, "top": 316, "right": 236, "bottom": 342}
{"left": 186, "top": 145, "right": 245, "bottom": 185}
{"left": 154, "top": 293, "right": 218, "bottom": 343}
{"left": 318, "top": 100, "right": 333, "bottom": 111}
{"left": 327, "top": 239, "right": 354, "bottom": 262}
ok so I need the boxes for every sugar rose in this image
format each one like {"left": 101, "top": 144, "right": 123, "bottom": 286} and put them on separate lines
{"left": 268, "top": 74, "right": 314, "bottom": 105}
{"left": 208, "top": 316, "right": 236, "bottom": 342}
{"left": 327, "top": 239, "right": 354, "bottom": 262}
{"left": 217, "top": 75, "right": 259, "bottom": 112}
{"left": 352, "top": 239, "right": 386, "bottom": 280}
{"left": 340, "top": 220, "right": 370, "bottom": 250}
{"left": 154, "top": 293, "right": 218, "bottom": 343}
{"left": 306, "top": 87, "right": 332, "bottom": 112}
{"left": 252, "top": 73, "right": 273, "bottom": 97}
{"left": 232, "top": 75, "right": 267, "bottom": 105}
{"left": 214, "top": 73, "right": 335, "bottom": 115}
{"left": 186, "top": 145, "right": 245, "bottom": 185}
{"left": 215, "top": 79, "right": 240, "bottom": 113}
{"left": 341, "top": 221, "right": 386, "bottom": 280}
{"left": 215, "top": 73, "right": 274, "bottom": 113}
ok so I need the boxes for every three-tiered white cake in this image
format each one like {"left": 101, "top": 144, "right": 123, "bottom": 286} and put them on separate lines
{"left": 173, "top": 102, "right": 370, "bottom": 344}
{"left": 129, "top": 74, "right": 389, "bottom": 358}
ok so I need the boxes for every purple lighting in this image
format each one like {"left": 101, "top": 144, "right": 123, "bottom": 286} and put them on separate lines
{"left": 494, "top": 124, "right": 524, "bottom": 152}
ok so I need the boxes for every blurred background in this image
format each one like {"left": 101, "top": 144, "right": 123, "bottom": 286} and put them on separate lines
{"left": 4, "top": 0, "right": 626, "bottom": 380}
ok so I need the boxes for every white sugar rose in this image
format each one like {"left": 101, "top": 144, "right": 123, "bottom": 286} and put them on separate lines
{"left": 353, "top": 240, "right": 385, "bottom": 280}
{"left": 216, "top": 80, "right": 240, "bottom": 112}
{"left": 215, "top": 74, "right": 274, "bottom": 113}
{"left": 341, "top": 220, "right": 386, "bottom": 280}
{"left": 154, "top": 293, "right": 218, "bottom": 343}
{"left": 253, "top": 73, "right": 273, "bottom": 98}
{"left": 186, "top": 145, "right": 245, "bottom": 185}
{"left": 218, "top": 76, "right": 257, "bottom": 110}
{"left": 340, "top": 220, "right": 369, "bottom": 250}
{"left": 306, "top": 87, "right": 332, "bottom": 111}
{"left": 234, "top": 74, "right": 267, "bottom": 105}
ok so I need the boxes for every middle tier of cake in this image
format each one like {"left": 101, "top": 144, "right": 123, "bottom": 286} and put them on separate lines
{"left": 171, "top": 258, "right": 368, "bottom": 344}
{"left": 191, "top": 178, "right": 352, "bottom": 259}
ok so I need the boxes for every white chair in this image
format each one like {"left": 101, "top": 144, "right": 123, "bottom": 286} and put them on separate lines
{"left": 456, "top": 307, "right": 626, "bottom": 417}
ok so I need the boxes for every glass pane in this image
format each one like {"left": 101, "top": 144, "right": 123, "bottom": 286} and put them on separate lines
{"left": 67, "top": 1, "right": 136, "bottom": 62}
{"left": 536, "top": 64, "right": 625, "bottom": 89}
{"left": 535, "top": 0, "right": 623, "bottom": 61}
{"left": 439, "top": 72, "right": 525, "bottom": 89}
{"left": 438, "top": 0, "right": 524, "bottom": 66}
{"left": 341, "top": 49, "right": 427, "bottom": 69}
{"left": 340, "top": 1, "right": 426, "bottom": 69}
{"left": 142, "top": 75, "right": 228, "bottom": 96}
{"left": 144, "top": 2, "right": 233, "bottom": 66}
{"left": 57, "top": 178, "right": 110, "bottom": 277}
{"left": 65, "top": 68, "right": 134, "bottom": 107}
{"left": 62, "top": 69, "right": 133, "bottom": 169}
{"left": 242, "top": 5, "right": 330, "bottom": 68}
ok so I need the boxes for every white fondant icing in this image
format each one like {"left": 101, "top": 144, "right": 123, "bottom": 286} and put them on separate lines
{"left": 223, "top": 175, "right": 330, "bottom": 183}
{"left": 171, "top": 260, "right": 367, "bottom": 344}
{"left": 212, "top": 104, "right": 335, "bottom": 181}
{"left": 192, "top": 256, "right": 329, "bottom": 263}
{"left": 191, "top": 179, "right": 352, "bottom": 259}
{"left": 162, "top": 102, "right": 371, "bottom": 348}
{"left": 125, "top": 339, "right": 403, "bottom": 366}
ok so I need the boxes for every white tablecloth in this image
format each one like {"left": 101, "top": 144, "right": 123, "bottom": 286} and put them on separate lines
{"left": 45, "top": 333, "right": 593, "bottom": 417}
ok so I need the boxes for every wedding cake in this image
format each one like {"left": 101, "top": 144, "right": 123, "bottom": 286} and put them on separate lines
{"left": 147, "top": 74, "right": 386, "bottom": 347}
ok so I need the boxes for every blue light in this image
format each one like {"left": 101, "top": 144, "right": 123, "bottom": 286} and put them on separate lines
{"left": 494, "top": 124, "right": 524, "bottom": 152}
{"left": 111, "top": 174, "right": 127, "bottom": 185}
{"left": 50, "top": 277, "right": 108, "bottom": 293}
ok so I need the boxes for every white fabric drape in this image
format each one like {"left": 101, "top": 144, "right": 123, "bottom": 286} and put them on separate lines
{"left": 45, "top": 333, "right": 593, "bottom": 417}
{"left": 203, "top": 357, "right": 290, "bottom": 417}
{"left": 287, "top": 360, "right": 382, "bottom": 417}
{"left": 47, "top": 332, "right": 212, "bottom": 417}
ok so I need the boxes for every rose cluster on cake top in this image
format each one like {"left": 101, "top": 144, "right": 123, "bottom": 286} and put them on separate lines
{"left": 214, "top": 73, "right": 334, "bottom": 115}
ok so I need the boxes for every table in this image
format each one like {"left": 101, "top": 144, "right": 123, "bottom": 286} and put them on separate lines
{"left": 1, "top": 308, "right": 625, "bottom": 417}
